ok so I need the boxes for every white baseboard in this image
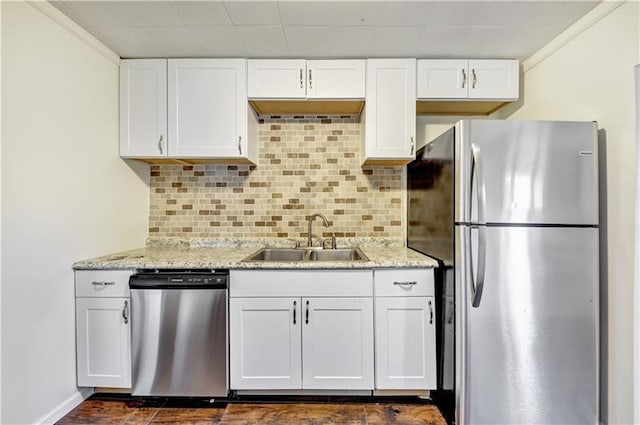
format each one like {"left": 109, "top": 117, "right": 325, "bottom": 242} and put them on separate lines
{"left": 34, "top": 387, "right": 94, "bottom": 425}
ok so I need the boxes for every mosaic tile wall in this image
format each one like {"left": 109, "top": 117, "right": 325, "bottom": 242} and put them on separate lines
{"left": 149, "top": 116, "right": 403, "bottom": 240}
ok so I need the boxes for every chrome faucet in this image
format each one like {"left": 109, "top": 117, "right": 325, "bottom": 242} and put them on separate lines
{"left": 307, "top": 213, "right": 330, "bottom": 247}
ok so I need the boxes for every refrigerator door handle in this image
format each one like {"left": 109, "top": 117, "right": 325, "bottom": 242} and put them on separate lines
{"left": 470, "top": 143, "right": 487, "bottom": 224}
{"left": 471, "top": 225, "right": 487, "bottom": 307}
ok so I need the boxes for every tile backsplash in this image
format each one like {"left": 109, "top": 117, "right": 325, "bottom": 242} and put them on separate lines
{"left": 149, "top": 115, "right": 403, "bottom": 241}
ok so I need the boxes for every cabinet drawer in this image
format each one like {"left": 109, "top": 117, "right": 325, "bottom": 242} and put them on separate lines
{"left": 75, "top": 270, "right": 132, "bottom": 298}
{"left": 374, "top": 269, "right": 434, "bottom": 297}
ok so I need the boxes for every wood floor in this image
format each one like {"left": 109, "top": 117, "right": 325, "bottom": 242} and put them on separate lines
{"left": 57, "top": 395, "right": 448, "bottom": 425}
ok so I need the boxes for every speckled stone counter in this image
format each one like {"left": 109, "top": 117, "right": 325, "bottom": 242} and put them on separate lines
{"left": 72, "top": 239, "right": 438, "bottom": 270}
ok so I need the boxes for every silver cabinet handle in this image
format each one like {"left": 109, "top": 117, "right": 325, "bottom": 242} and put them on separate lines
{"left": 308, "top": 69, "right": 312, "bottom": 89}
{"left": 92, "top": 281, "right": 116, "bottom": 286}
{"left": 158, "top": 135, "right": 163, "bottom": 154}
{"left": 472, "top": 68, "right": 477, "bottom": 89}
{"left": 410, "top": 137, "right": 415, "bottom": 155}
{"left": 305, "top": 300, "right": 310, "bottom": 324}
{"left": 461, "top": 68, "right": 467, "bottom": 89}
{"left": 393, "top": 281, "right": 417, "bottom": 286}
{"left": 238, "top": 136, "right": 242, "bottom": 155}
{"left": 293, "top": 300, "right": 297, "bottom": 325}
{"left": 299, "top": 68, "right": 304, "bottom": 89}
{"left": 122, "top": 300, "right": 129, "bottom": 324}
{"left": 428, "top": 300, "right": 433, "bottom": 324}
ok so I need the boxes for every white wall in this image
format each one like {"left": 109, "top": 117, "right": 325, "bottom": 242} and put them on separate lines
{"left": 498, "top": 2, "right": 639, "bottom": 424}
{"left": 1, "top": 2, "right": 149, "bottom": 424}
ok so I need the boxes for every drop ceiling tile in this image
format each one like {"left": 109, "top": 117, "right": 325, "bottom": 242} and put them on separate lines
{"left": 532, "top": 1, "right": 600, "bottom": 31}
{"left": 284, "top": 26, "right": 331, "bottom": 58}
{"left": 455, "top": 27, "right": 520, "bottom": 58}
{"left": 278, "top": 1, "right": 330, "bottom": 26}
{"left": 416, "top": 26, "right": 473, "bottom": 58}
{"left": 428, "top": 1, "right": 492, "bottom": 28}
{"left": 378, "top": 1, "right": 438, "bottom": 26}
{"left": 329, "top": 1, "right": 384, "bottom": 26}
{"left": 497, "top": 28, "right": 560, "bottom": 58}
{"left": 223, "top": 1, "right": 281, "bottom": 25}
{"left": 90, "top": 26, "right": 206, "bottom": 58}
{"left": 190, "top": 26, "right": 247, "bottom": 57}
{"left": 169, "top": 1, "right": 232, "bottom": 26}
{"left": 56, "top": 1, "right": 183, "bottom": 28}
{"left": 368, "top": 26, "right": 424, "bottom": 57}
{"left": 326, "top": 26, "right": 375, "bottom": 58}
{"left": 236, "top": 25, "right": 287, "bottom": 57}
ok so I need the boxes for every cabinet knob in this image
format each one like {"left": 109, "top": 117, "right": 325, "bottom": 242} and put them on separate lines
{"left": 461, "top": 68, "right": 466, "bottom": 89}
{"left": 305, "top": 300, "right": 310, "bottom": 324}
{"left": 472, "top": 69, "right": 477, "bottom": 89}
{"left": 299, "top": 69, "right": 304, "bottom": 89}
{"left": 428, "top": 300, "right": 433, "bottom": 325}
{"left": 238, "top": 136, "right": 242, "bottom": 155}
{"left": 158, "top": 135, "right": 164, "bottom": 154}
{"left": 308, "top": 69, "right": 312, "bottom": 89}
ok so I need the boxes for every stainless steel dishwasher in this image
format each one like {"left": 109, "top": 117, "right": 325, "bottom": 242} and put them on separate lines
{"left": 129, "top": 269, "right": 228, "bottom": 397}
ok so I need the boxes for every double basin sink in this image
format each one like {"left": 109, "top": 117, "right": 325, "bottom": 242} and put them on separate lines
{"left": 242, "top": 247, "right": 369, "bottom": 262}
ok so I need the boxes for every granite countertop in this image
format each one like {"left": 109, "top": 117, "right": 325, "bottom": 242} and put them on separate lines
{"left": 73, "top": 238, "right": 438, "bottom": 270}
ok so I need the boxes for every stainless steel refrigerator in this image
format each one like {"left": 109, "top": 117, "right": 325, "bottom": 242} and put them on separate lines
{"left": 407, "top": 119, "right": 599, "bottom": 425}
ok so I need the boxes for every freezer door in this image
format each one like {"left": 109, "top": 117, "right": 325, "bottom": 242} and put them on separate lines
{"left": 456, "top": 120, "right": 598, "bottom": 225}
{"left": 456, "top": 226, "right": 599, "bottom": 425}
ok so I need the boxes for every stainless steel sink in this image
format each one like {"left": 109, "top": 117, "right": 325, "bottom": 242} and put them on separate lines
{"left": 241, "top": 247, "right": 368, "bottom": 262}
{"left": 242, "top": 248, "right": 306, "bottom": 262}
{"left": 307, "top": 248, "right": 368, "bottom": 261}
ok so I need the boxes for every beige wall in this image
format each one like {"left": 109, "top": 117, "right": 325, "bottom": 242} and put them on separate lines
{"left": 1, "top": 2, "right": 149, "bottom": 424}
{"left": 498, "top": 2, "right": 639, "bottom": 423}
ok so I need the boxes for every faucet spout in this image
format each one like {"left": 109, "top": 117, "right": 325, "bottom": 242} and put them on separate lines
{"left": 307, "top": 213, "right": 330, "bottom": 247}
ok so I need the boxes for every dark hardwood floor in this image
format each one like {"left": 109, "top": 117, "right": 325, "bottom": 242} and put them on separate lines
{"left": 57, "top": 394, "right": 448, "bottom": 425}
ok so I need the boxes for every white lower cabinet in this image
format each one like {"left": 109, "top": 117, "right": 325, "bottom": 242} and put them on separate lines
{"left": 230, "top": 296, "right": 374, "bottom": 390}
{"left": 76, "top": 297, "right": 131, "bottom": 388}
{"left": 229, "top": 270, "right": 374, "bottom": 391}
{"left": 374, "top": 297, "right": 436, "bottom": 389}
{"left": 373, "top": 269, "right": 437, "bottom": 390}
{"left": 302, "top": 297, "right": 374, "bottom": 389}
{"left": 230, "top": 297, "right": 302, "bottom": 389}
{"left": 75, "top": 270, "right": 132, "bottom": 388}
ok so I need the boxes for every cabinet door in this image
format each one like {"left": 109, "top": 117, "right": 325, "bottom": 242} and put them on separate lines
{"left": 468, "top": 59, "right": 519, "bottom": 100}
{"left": 374, "top": 297, "right": 436, "bottom": 390}
{"left": 302, "top": 298, "right": 374, "bottom": 390}
{"left": 230, "top": 298, "right": 302, "bottom": 389}
{"left": 120, "top": 59, "right": 167, "bottom": 157}
{"left": 248, "top": 59, "right": 306, "bottom": 99}
{"left": 306, "top": 60, "right": 365, "bottom": 99}
{"left": 168, "top": 59, "right": 247, "bottom": 158}
{"left": 416, "top": 59, "right": 468, "bottom": 99}
{"left": 76, "top": 297, "right": 131, "bottom": 388}
{"left": 363, "top": 59, "right": 416, "bottom": 164}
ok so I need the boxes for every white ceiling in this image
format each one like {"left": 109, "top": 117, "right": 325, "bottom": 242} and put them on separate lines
{"left": 50, "top": 0, "right": 601, "bottom": 60}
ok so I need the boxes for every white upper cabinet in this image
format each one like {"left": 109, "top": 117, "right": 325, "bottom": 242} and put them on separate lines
{"left": 248, "top": 59, "right": 365, "bottom": 99}
{"left": 168, "top": 59, "right": 254, "bottom": 159}
{"left": 362, "top": 59, "right": 416, "bottom": 166}
{"left": 417, "top": 59, "right": 519, "bottom": 100}
{"left": 248, "top": 59, "right": 307, "bottom": 99}
{"left": 120, "top": 58, "right": 258, "bottom": 164}
{"left": 306, "top": 60, "right": 365, "bottom": 99}
{"left": 120, "top": 59, "right": 167, "bottom": 158}
{"left": 467, "top": 59, "right": 519, "bottom": 99}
